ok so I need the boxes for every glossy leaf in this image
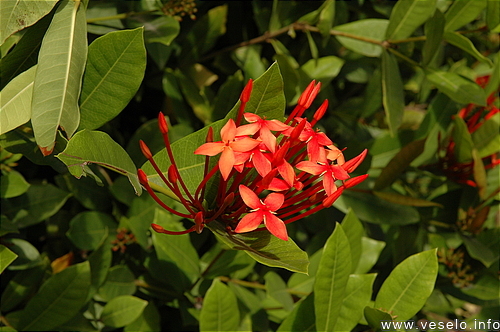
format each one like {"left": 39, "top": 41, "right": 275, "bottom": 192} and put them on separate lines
{"left": 422, "top": 9, "right": 445, "bottom": 66}
{"left": 374, "top": 139, "right": 426, "bottom": 190}
{"left": 0, "top": 65, "right": 36, "bottom": 135}
{"left": 300, "top": 56, "right": 344, "bottom": 85}
{"left": 364, "top": 306, "right": 394, "bottom": 330}
{"left": 2, "top": 183, "right": 71, "bottom": 228}
{"left": 425, "top": 69, "right": 487, "bottom": 106}
{"left": 66, "top": 211, "right": 117, "bottom": 250}
{"left": 100, "top": 295, "right": 148, "bottom": 328}
{"left": 15, "top": 261, "right": 91, "bottom": 331}
{"left": 373, "top": 191, "right": 444, "bottom": 208}
{"left": 0, "top": 245, "right": 18, "bottom": 274}
{"left": 31, "top": 0, "right": 87, "bottom": 155}
{"left": 443, "top": 32, "right": 493, "bottom": 67}
{"left": 334, "top": 274, "right": 377, "bottom": 331}
{"left": 381, "top": 50, "right": 405, "bottom": 136}
{"left": 341, "top": 209, "right": 364, "bottom": 273}
{"left": 79, "top": 27, "right": 146, "bottom": 130}
{"left": 209, "top": 221, "right": 309, "bottom": 274}
{"left": 2, "top": 238, "right": 41, "bottom": 270}
{"left": 199, "top": 279, "right": 240, "bottom": 332}
{"left": 265, "top": 271, "right": 294, "bottom": 312}
{"left": 56, "top": 129, "right": 142, "bottom": 194}
{"left": 335, "top": 190, "right": 420, "bottom": 225}
{"left": 98, "top": 265, "right": 136, "bottom": 302}
{"left": 277, "top": 293, "right": 315, "bottom": 332}
{"left": 0, "top": 170, "right": 30, "bottom": 198}
{"left": 314, "top": 223, "right": 351, "bottom": 331}
{"left": 334, "top": 19, "right": 388, "bottom": 57}
{"left": 444, "top": 0, "right": 487, "bottom": 31}
{"left": 386, "top": 0, "right": 437, "bottom": 40}
{"left": 355, "top": 237, "right": 386, "bottom": 274}
{"left": 374, "top": 249, "right": 438, "bottom": 321}
{"left": 0, "top": 0, "right": 57, "bottom": 44}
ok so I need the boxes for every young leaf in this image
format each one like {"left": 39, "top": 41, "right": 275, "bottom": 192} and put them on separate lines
{"left": 0, "top": 65, "right": 36, "bottom": 135}
{"left": 386, "top": 0, "right": 437, "bottom": 41}
{"left": 100, "top": 295, "right": 148, "bottom": 328}
{"left": 199, "top": 279, "right": 240, "bottom": 332}
{"left": 444, "top": 0, "right": 487, "bottom": 31}
{"left": 56, "top": 129, "right": 142, "bottom": 195}
{"left": 0, "top": 0, "right": 57, "bottom": 44}
{"left": 381, "top": 50, "right": 405, "bottom": 136}
{"left": 79, "top": 27, "right": 146, "bottom": 130}
{"left": 31, "top": 0, "right": 87, "bottom": 155}
{"left": 374, "top": 249, "right": 438, "bottom": 321}
{"left": 15, "top": 261, "right": 91, "bottom": 331}
{"left": 425, "top": 69, "right": 487, "bottom": 106}
{"left": 314, "top": 223, "right": 352, "bottom": 331}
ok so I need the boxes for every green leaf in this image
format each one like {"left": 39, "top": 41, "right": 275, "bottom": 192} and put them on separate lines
{"left": 31, "top": 0, "right": 87, "bottom": 155}
{"left": 0, "top": 0, "right": 57, "bottom": 44}
{"left": 97, "top": 265, "right": 136, "bottom": 302}
{"left": 444, "top": 0, "right": 487, "bottom": 31}
{"left": 335, "top": 190, "right": 420, "bottom": 225}
{"left": 461, "top": 274, "right": 500, "bottom": 300}
{"left": 277, "top": 293, "right": 315, "bottom": 332}
{"left": 144, "top": 15, "right": 180, "bottom": 46}
{"left": 422, "top": 9, "right": 445, "bottom": 66}
{"left": 461, "top": 229, "right": 500, "bottom": 268}
{"left": 314, "top": 223, "right": 352, "bottom": 331}
{"left": 486, "top": 0, "right": 500, "bottom": 31}
{"left": 386, "top": 0, "right": 437, "bottom": 40}
{"left": 100, "top": 295, "right": 148, "bottom": 328}
{"left": 2, "top": 238, "right": 41, "bottom": 270}
{"left": 151, "top": 209, "right": 200, "bottom": 282}
{"left": 56, "top": 129, "right": 141, "bottom": 195}
{"left": 364, "top": 306, "right": 394, "bottom": 331}
{"left": 79, "top": 27, "right": 146, "bottom": 130}
{"left": 373, "top": 191, "right": 444, "bottom": 208}
{"left": 56, "top": 173, "right": 112, "bottom": 211}
{"left": 334, "top": 19, "right": 388, "bottom": 57}
{"left": 485, "top": 52, "right": 500, "bottom": 97}
{"left": 287, "top": 249, "right": 323, "bottom": 294}
{"left": 0, "top": 170, "right": 30, "bottom": 198}
{"left": 355, "top": 237, "right": 386, "bottom": 274}
{"left": 381, "top": 50, "right": 405, "bottom": 136}
{"left": 15, "top": 261, "right": 91, "bottom": 331}
{"left": 473, "top": 112, "right": 500, "bottom": 158}
{"left": 317, "top": 0, "right": 335, "bottom": 42}
{"left": 0, "top": 65, "right": 36, "bottom": 135}
{"left": 452, "top": 116, "right": 474, "bottom": 163}
{"left": 199, "top": 279, "right": 240, "bottom": 332}
{"left": 209, "top": 220, "right": 309, "bottom": 274}
{"left": 2, "top": 183, "right": 71, "bottom": 228}
{"left": 200, "top": 245, "right": 255, "bottom": 279}
{"left": 87, "top": 230, "right": 112, "bottom": 302}
{"left": 374, "top": 249, "right": 438, "bottom": 321}
{"left": 443, "top": 31, "right": 493, "bottom": 67}
{"left": 0, "top": 245, "right": 18, "bottom": 274}
{"left": 334, "top": 274, "right": 377, "bottom": 331}
{"left": 341, "top": 209, "right": 364, "bottom": 273}
{"left": 66, "top": 211, "right": 116, "bottom": 251}
{"left": 425, "top": 69, "right": 487, "bottom": 106}
{"left": 305, "top": 30, "right": 318, "bottom": 60}
{"left": 300, "top": 56, "right": 345, "bottom": 85}
{"left": 265, "top": 271, "right": 294, "bottom": 312}
{"left": 124, "top": 302, "right": 161, "bottom": 332}
{"left": 180, "top": 5, "right": 227, "bottom": 65}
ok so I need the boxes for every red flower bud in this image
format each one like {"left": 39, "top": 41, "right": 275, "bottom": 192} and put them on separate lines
{"left": 194, "top": 212, "right": 204, "bottom": 234}
{"left": 240, "top": 79, "right": 253, "bottom": 103}
{"left": 138, "top": 169, "right": 149, "bottom": 186}
{"left": 139, "top": 140, "right": 153, "bottom": 160}
{"left": 298, "top": 81, "right": 316, "bottom": 107}
{"left": 322, "top": 187, "right": 344, "bottom": 207}
{"left": 158, "top": 112, "right": 169, "bottom": 134}
{"left": 344, "top": 174, "right": 368, "bottom": 188}
{"left": 168, "top": 165, "right": 178, "bottom": 183}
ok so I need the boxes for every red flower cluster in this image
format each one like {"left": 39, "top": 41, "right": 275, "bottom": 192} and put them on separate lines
{"left": 437, "top": 75, "right": 499, "bottom": 187}
{"left": 138, "top": 80, "right": 368, "bottom": 241}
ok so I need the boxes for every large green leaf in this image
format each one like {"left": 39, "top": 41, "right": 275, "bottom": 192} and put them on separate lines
{"left": 143, "top": 15, "right": 180, "bottom": 46}
{"left": 31, "top": 0, "right": 87, "bottom": 155}
{"left": 422, "top": 9, "right": 445, "bottom": 66}
{"left": 265, "top": 271, "right": 294, "bottom": 312}
{"left": 314, "top": 223, "right": 352, "bottom": 331}
{"left": 124, "top": 302, "right": 161, "bottom": 332}
{"left": 386, "top": 0, "right": 437, "bottom": 40}
{"left": 87, "top": 230, "right": 112, "bottom": 302}
{"left": 0, "top": 245, "right": 18, "bottom": 274}
{"left": 444, "top": 0, "right": 487, "bottom": 31}
{"left": 341, "top": 209, "right": 364, "bottom": 273}
{"left": 100, "top": 295, "right": 148, "bottom": 328}
{"left": 355, "top": 237, "right": 386, "bottom": 274}
{"left": 199, "top": 279, "right": 240, "bottom": 332}
{"left": 0, "top": 0, "right": 57, "bottom": 44}
{"left": 0, "top": 170, "right": 30, "bottom": 198}
{"left": 0, "top": 65, "right": 36, "bottom": 135}
{"left": 300, "top": 56, "right": 345, "bottom": 85}
{"left": 66, "top": 211, "right": 117, "bottom": 251}
{"left": 209, "top": 221, "right": 309, "bottom": 274}
{"left": 277, "top": 293, "right": 315, "bottom": 332}
{"left": 381, "top": 50, "right": 405, "bottom": 136}
{"left": 97, "top": 265, "right": 136, "bottom": 302}
{"left": 374, "top": 249, "right": 438, "bottom": 321}
{"left": 56, "top": 129, "right": 142, "bottom": 195}
{"left": 333, "top": 19, "right": 388, "bottom": 57}
{"left": 15, "top": 261, "right": 91, "bottom": 331}
{"left": 334, "top": 274, "right": 377, "bottom": 331}
{"left": 425, "top": 69, "right": 487, "bottom": 106}
{"left": 79, "top": 27, "right": 146, "bottom": 130}
{"left": 443, "top": 32, "right": 493, "bottom": 66}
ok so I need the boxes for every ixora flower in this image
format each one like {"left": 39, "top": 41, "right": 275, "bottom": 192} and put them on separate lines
{"left": 138, "top": 79, "right": 368, "bottom": 241}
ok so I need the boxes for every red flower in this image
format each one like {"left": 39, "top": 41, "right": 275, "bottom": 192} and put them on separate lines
{"left": 234, "top": 185, "right": 288, "bottom": 241}
{"left": 237, "top": 113, "right": 290, "bottom": 153}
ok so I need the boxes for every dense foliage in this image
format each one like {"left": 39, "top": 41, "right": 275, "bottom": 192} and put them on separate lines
{"left": 0, "top": 0, "right": 499, "bottom": 331}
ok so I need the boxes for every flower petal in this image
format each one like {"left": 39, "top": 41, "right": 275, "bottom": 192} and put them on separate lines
{"left": 239, "top": 185, "right": 262, "bottom": 209}
{"left": 194, "top": 142, "right": 225, "bottom": 156}
{"left": 219, "top": 147, "right": 235, "bottom": 180}
{"left": 230, "top": 137, "right": 260, "bottom": 152}
{"left": 220, "top": 119, "right": 237, "bottom": 142}
{"left": 263, "top": 192, "right": 284, "bottom": 211}
{"left": 296, "top": 161, "right": 326, "bottom": 175}
{"left": 264, "top": 213, "right": 288, "bottom": 241}
{"left": 323, "top": 173, "right": 337, "bottom": 196}
{"left": 252, "top": 150, "right": 272, "bottom": 177}
{"left": 235, "top": 211, "right": 263, "bottom": 233}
